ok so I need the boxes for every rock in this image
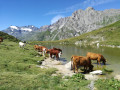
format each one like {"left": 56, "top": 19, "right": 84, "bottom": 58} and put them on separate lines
{"left": 114, "top": 75, "right": 120, "bottom": 80}
{"left": 90, "top": 70, "right": 102, "bottom": 75}
{"left": 85, "top": 74, "right": 106, "bottom": 80}
{"left": 65, "top": 61, "right": 71, "bottom": 70}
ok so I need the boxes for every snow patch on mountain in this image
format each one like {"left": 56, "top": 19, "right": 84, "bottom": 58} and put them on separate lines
{"left": 10, "top": 26, "right": 18, "bottom": 31}
{"left": 21, "top": 28, "right": 32, "bottom": 32}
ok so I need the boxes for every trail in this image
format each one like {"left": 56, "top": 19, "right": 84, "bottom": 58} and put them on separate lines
{"left": 37, "top": 58, "right": 74, "bottom": 76}
{"left": 36, "top": 57, "right": 107, "bottom": 80}
{"left": 88, "top": 80, "right": 95, "bottom": 90}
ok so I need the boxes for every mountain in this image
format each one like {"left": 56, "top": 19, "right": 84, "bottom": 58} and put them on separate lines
{"left": 23, "top": 7, "right": 120, "bottom": 41}
{"left": 2, "top": 25, "right": 39, "bottom": 40}
{"left": 35, "top": 20, "right": 120, "bottom": 47}
{"left": 2, "top": 7, "right": 120, "bottom": 41}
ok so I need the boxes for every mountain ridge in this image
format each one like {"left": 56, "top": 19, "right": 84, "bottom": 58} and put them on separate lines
{"left": 2, "top": 7, "right": 120, "bottom": 41}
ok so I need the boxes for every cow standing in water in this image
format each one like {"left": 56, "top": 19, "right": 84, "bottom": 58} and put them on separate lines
{"left": 46, "top": 48, "right": 62, "bottom": 60}
{"left": 71, "top": 55, "right": 93, "bottom": 73}
{"left": 0, "top": 37, "right": 3, "bottom": 44}
{"left": 86, "top": 52, "right": 106, "bottom": 65}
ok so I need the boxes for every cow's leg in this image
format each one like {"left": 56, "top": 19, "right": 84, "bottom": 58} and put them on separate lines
{"left": 98, "top": 58, "right": 101, "bottom": 65}
{"left": 71, "top": 61, "right": 73, "bottom": 70}
{"left": 49, "top": 54, "right": 50, "bottom": 58}
{"left": 97, "top": 60, "right": 98, "bottom": 64}
{"left": 84, "top": 66, "right": 86, "bottom": 73}
{"left": 56, "top": 54, "right": 59, "bottom": 60}
{"left": 50, "top": 53, "right": 52, "bottom": 59}
{"left": 58, "top": 52, "right": 61, "bottom": 59}
{"left": 86, "top": 66, "right": 88, "bottom": 73}
{"left": 75, "top": 64, "right": 78, "bottom": 73}
{"left": 43, "top": 51, "right": 45, "bottom": 57}
{"left": 73, "top": 62, "right": 75, "bottom": 73}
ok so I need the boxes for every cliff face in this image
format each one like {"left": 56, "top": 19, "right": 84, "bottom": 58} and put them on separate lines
{"left": 46, "top": 7, "right": 120, "bottom": 41}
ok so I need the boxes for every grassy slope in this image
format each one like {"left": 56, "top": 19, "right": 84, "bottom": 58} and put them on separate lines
{"left": 32, "top": 20, "right": 120, "bottom": 46}
{"left": 0, "top": 40, "right": 90, "bottom": 90}
{"left": 0, "top": 31, "right": 20, "bottom": 42}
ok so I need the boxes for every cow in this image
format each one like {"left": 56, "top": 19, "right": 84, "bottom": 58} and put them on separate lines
{"left": 53, "top": 47, "right": 62, "bottom": 54}
{"left": 0, "top": 37, "right": 3, "bottom": 44}
{"left": 34, "top": 45, "right": 47, "bottom": 57}
{"left": 46, "top": 48, "right": 62, "bottom": 60}
{"left": 19, "top": 42, "right": 26, "bottom": 48}
{"left": 86, "top": 52, "right": 106, "bottom": 65}
{"left": 71, "top": 55, "right": 93, "bottom": 73}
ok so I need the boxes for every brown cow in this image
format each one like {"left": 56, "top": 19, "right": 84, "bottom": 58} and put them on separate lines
{"left": 71, "top": 55, "right": 93, "bottom": 73}
{"left": 0, "top": 37, "right": 3, "bottom": 44}
{"left": 86, "top": 52, "right": 106, "bottom": 65}
{"left": 46, "top": 49, "right": 61, "bottom": 60}
{"left": 53, "top": 47, "right": 62, "bottom": 54}
{"left": 34, "top": 45, "right": 47, "bottom": 57}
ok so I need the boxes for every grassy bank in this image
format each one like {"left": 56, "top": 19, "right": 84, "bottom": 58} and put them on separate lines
{"left": 0, "top": 40, "right": 90, "bottom": 90}
{"left": 0, "top": 40, "right": 120, "bottom": 89}
{"left": 30, "top": 20, "right": 120, "bottom": 47}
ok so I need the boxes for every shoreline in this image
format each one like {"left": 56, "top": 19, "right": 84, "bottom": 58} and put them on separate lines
{"left": 36, "top": 57, "right": 120, "bottom": 81}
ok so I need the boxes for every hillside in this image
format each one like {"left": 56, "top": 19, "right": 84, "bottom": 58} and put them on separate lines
{"left": 33, "top": 20, "right": 120, "bottom": 47}
{"left": 0, "top": 31, "right": 20, "bottom": 42}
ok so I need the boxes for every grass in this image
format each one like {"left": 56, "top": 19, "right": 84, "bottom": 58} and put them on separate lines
{"left": 0, "top": 39, "right": 120, "bottom": 90}
{"left": 0, "top": 40, "right": 90, "bottom": 90}
{"left": 95, "top": 78, "right": 120, "bottom": 90}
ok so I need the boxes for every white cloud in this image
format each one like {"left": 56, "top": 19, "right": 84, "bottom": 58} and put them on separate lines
{"left": 51, "top": 15, "right": 64, "bottom": 24}
{"left": 46, "top": 0, "right": 115, "bottom": 15}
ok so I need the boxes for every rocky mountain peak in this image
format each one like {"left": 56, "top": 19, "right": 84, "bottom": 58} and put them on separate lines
{"left": 2, "top": 7, "right": 120, "bottom": 41}
{"left": 86, "top": 7, "right": 95, "bottom": 11}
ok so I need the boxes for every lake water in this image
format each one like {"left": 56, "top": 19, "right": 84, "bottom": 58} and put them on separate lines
{"left": 44, "top": 44, "right": 120, "bottom": 78}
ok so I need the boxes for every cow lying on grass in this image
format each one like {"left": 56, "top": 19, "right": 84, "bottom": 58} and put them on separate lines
{"left": 71, "top": 55, "right": 93, "bottom": 73}
{"left": 86, "top": 52, "right": 107, "bottom": 65}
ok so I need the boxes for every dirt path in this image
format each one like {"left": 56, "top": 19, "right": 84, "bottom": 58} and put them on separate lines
{"left": 36, "top": 58, "right": 106, "bottom": 81}
{"left": 37, "top": 58, "right": 75, "bottom": 77}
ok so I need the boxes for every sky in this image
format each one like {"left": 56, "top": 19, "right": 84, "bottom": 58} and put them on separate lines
{"left": 0, "top": 0, "right": 120, "bottom": 30}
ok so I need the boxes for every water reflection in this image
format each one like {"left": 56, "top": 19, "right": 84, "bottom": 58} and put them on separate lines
{"left": 44, "top": 44, "right": 120, "bottom": 76}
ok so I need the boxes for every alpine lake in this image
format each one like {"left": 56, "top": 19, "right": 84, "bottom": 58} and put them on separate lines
{"left": 43, "top": 44, "right": 120, "bottom": 78}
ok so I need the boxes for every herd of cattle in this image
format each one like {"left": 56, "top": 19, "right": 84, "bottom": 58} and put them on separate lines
{"left": 33, "top": 44, "right": 107, "bottom": 73}
{"left": 0, "top": 37, "right": 107, "bottom": 74}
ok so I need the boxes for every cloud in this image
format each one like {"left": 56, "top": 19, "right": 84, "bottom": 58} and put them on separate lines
{"left": 51, "top": 15, "right": 64, "bottom": 24}
{"left": 46, "top": 0, "right": 115, "bottom": 15}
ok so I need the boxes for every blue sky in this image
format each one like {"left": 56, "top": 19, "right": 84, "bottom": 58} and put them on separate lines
{"left": 0, "top": 0, "right": 120, "bottom": 30}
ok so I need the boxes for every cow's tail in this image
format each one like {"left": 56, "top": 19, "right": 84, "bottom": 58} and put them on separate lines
{"left": 71, "top": 56, "right": 73, "bottom": 70}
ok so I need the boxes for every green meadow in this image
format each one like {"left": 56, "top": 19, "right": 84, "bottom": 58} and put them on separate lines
{"left": 0, "top": 40, "right": 90, "bottom": 90}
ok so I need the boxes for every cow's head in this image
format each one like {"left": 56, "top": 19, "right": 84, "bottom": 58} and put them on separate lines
{"left": 89, "top": 64, "right": 94, "bottom": 71}
{"left": 46, "top": 49, "right": 50, "bottom": 54}
{"left": 103, "top": 59, "right": 106, "bottom": 65}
